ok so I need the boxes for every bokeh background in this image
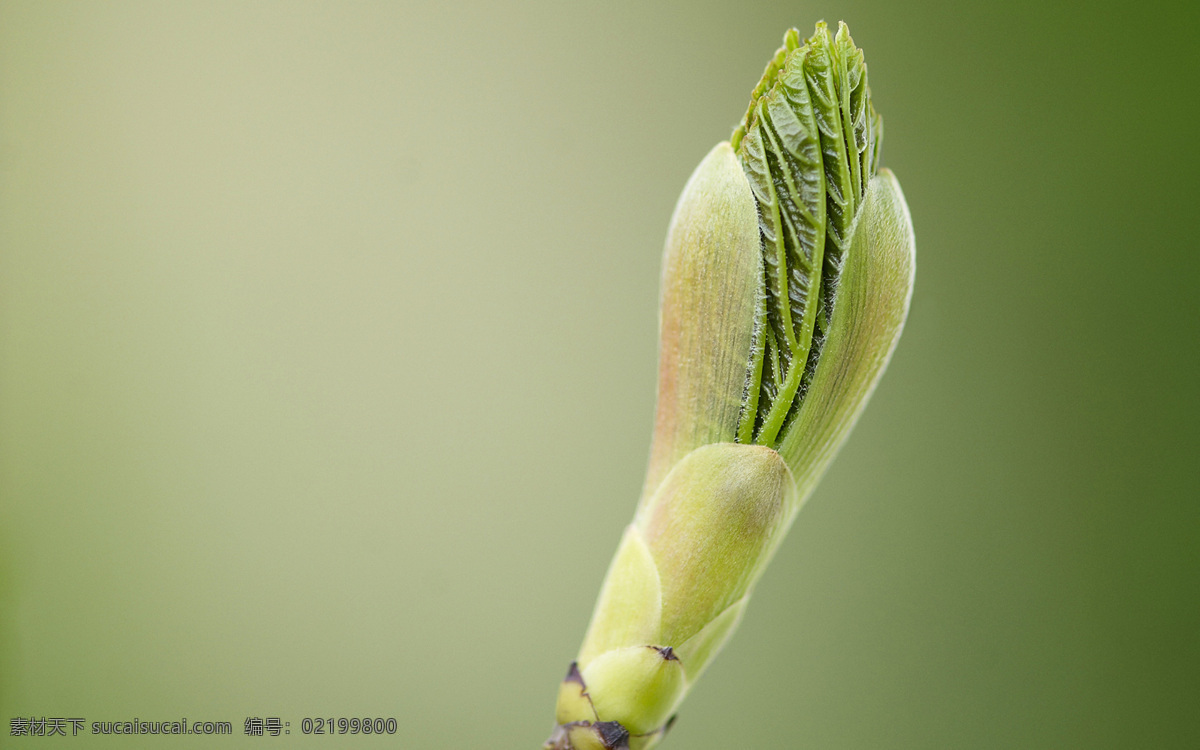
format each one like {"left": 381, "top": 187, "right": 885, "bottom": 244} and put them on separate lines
{"left": 2, "top": 1, "right": 1197, "bottom": 747}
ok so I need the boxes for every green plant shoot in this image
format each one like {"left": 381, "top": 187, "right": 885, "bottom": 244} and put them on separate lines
{"left": 544, "top": 21, "right": 915, "bottom": 750}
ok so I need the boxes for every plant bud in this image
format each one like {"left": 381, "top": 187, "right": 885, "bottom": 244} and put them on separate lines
{"left": 545, "top": 20, "right": 914, "bottom": 749}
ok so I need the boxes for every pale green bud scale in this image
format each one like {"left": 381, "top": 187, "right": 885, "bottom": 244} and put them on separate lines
{"left": 576, "top": 526, "right": 661, "bottom": 666}
{"left": 581, "top": 646, "right": 685, "bottom": 736}
{"left": 636, "top": 443, "right": 793, "bottom": 648}
{"left": 641, "top": 142, "right": 761, "bottom": 500}
{"left": 777, "top": 170, "right": 914, "bottom": 490}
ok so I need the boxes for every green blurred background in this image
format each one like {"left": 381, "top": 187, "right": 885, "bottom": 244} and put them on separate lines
{"left": 2, "top": 1, "right": 1197, "bottom": 747}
